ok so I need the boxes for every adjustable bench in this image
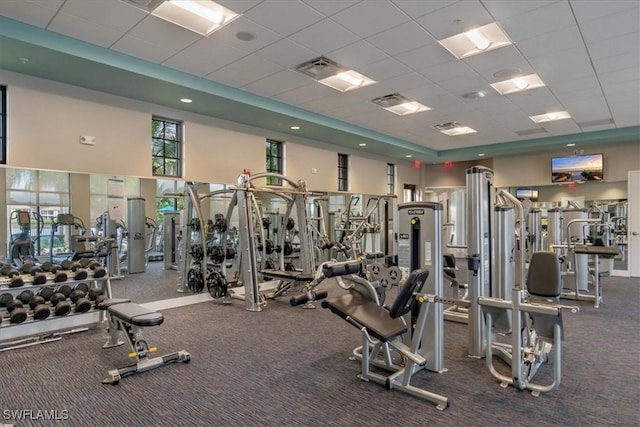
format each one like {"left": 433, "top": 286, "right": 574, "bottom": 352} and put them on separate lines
{"left": 99, "top": 299, "right": 190, "bottom": 385}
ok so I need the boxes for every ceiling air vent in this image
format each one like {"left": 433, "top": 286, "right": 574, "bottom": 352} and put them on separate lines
{"left": 433, "top": 121, "right": 463, "bottom": 131}
{"left": 515, "top": 128, "right": 548, "bottom": 137}
{"left": 296, "top": 56, "right": 345, "bottom": 80}
{"left": 577, "top": 118, "right": 615, "bottom": 129}
{"left": 371, "top": 93, "right": 411, "bottom": 108}
{"left": 120, "top": 0, "right": 164, "bottom": 12}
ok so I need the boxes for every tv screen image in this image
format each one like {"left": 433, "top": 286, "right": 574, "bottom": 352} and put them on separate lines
{"left": 515, "top": 188, "right": 539, "bottom": 201}
{"left": 551, "top": 153, "right": 603, "bottom": 183}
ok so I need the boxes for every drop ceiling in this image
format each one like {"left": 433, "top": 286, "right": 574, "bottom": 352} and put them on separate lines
{"left": 0, "top": 0, "right": 638, "bottom": 162}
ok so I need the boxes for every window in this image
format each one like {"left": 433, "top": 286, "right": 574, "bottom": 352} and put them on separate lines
{"left": 0, "top": 85, "right": 5, "bottom": 164}
{"left": 338, "top": 153, "right": 349, "bottom": 191}
{"left": 89, "top": 175, "right": 141, "bottom": 227}
{"left": 152, "top": 116, "right": 182, "bottom": 177}
{"left": 266, "top": 139, "right": 283, "bottom": 185}
{"left": 387, "top": 163, "right": 396, "bottom": 195}
{"left": 156, "top": 179, "right": 185, "bottom": 223}
{"left": 5, "top": 168, "right": 70, "bottom": 256}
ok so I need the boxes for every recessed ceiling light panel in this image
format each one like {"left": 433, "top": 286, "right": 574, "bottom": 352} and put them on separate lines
{"left": 296, "top": 56, "right": 375, "bottom": 92}
{"left": 371, "top": 93, "right": 430, "bottom": 116}
{"left": 529, "top": 111, "right": 571, "bottom": 123}
{"left": 438, "top": 22, "right": 512, "bottom": 59}
{"left": 180, "top": 98, "right": 193, "bottom": 103}
{"left": 150, "top": 0, "right": 239, "bottom": 36}
{"left": 433, "top": 121, "right": 477, "bottom": 136}
{"left": 490, "top": 73, "right": 545, "bottom": 95}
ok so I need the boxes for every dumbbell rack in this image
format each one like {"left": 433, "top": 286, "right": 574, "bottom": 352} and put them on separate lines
{"left": 0, "top": 270, "right": 112, "bottom": 344}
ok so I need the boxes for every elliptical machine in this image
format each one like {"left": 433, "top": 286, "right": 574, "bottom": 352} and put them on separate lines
{"left": 9, "top": 210, "right": 42, "bottom": 267}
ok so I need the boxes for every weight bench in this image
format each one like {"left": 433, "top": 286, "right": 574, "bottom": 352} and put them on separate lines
{"left": 260, "top": 269, "right": 315, "bottom": 299}
{"left": 99, "top": 299, "right": 190, "bottom": 385}
{"left": 322, "top": 266, "right": 449, "bottom": 410}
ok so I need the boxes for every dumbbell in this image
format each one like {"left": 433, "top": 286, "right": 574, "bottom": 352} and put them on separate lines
{"left": 88, "top": 288, "right": 107, "bottom": 307}
{"left": 0, "top": 293, "right": 28, "bottom": 324}
{"left": 49, "top": 292, "right": 72, "bottom": 316}
{"left": 60, "top": 260, "right": 88, "bottom": 280}
{"left": 75, "top": 282, "right": 90, "bottom": 294}
{"left": 20, "top": 263, "right": 48, "bottom": 285}
{"left": 85, "top": 260, "right": 107, "bottom": 279}
{"left": 0, "top": 265, "right": 24, "bottom": 288}
{"left": 27, "top": 294, "right": 51, "bottom": 321}
{"left": 38, "top": 286, "right": 55, "bottom": 302}
{"left": 40, "top": 261, "right": 68, "bottom": 283}
{"left": 69, "top": 290, "right": 92, "bottom": 313}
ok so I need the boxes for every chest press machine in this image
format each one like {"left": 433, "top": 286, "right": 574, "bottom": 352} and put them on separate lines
{"left": 99, "top": 299, "right": 190, "bottom": 385}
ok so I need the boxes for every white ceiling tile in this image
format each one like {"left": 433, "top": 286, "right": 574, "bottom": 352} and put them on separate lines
{"left": 609, "top": 100, "right": 640, "bottom": 127}
{"left": 243, "top": 1, "right": 324, "bottom": 37}
{"left": 578, "top": 8, "right": 640, "bottom": 44}
{"left": 120, "top": 15, "right": 202, "bottom": 55}
{"left": 593, "top": 52, "right": 639, "bottom": 75}
{"left": 415, "top": 0, "right": 494, "bottom": 39}
{"left": 426, "top": 93, "right": 467, "bottom": 109}
{"left": 206, "top": 55, "right": 284, "bottom": 87}
{"left": 547, "top": 74, "right": 600, "bottom": 98}
{"left": 48, "top": 12, "right": 126, "bottom": 48}
{"left": 241, "top": 70, "right": 312, "bottom": 97}
{"left": 358, "top": 58, "right": 413, "bottom": 82}
{"left": 395, "top": 43, "right": 453, "bottom": 70}
{"left": 390, "top": 0, "right": 452, "bottom": 18}
{"left": 463, "top": 45, "right": 530, "bottom": 79}
{"left": 598, "top": 67, "right": 640, "bottom": 86}
{"left": 327, "top": 40, "right": 389, "bottom": 68}
{"left": 417, "top": 59, "right": 474, "bottom": 83}
{"left": 436, "top": 72, "right": 489, "bottom": 93}
{"left": 555, "top": 86, "right": 603, "bottom": 104}
{"left": 274, "top": 83, "right": 335, "bottom": 105}
{"left": 515, "top": 25, "right": 583, "bottom": 59}
{"left": 215, "top": 0, "right": 263, "bottom": 14}
{"left": 0, "top": 0, "right": 63, "bottom": 28}
{"left": 162, "top": 52, "right": 225, "bottom": 77}
{"left": 254, "top": 38, "right": 317, "bottom": 68}
{"left": 207, "top": 16, "right": 283, "bottom": 53}
{"left": 302, "top": 0, "right": 361, "bottom": 16}
{"left": 288, "top": 18, "right": 360, "bottom": 54}
{"left": 379, "top": 72, "right": 431, "bottom": 93}
{"left": 331, "top": 0, "right": 411, "bottom": 39}
{"left": 506, "top": 87, "right": 563, "bottom": 113}
{"left": 529, "top": 46, "right": 594, "bottom": 84}
{"left": 541, "top": 120, "right": 581, "bottom": 136}
{"left": 111, "top": 34, "right": 176, "bottom": 63}
{"left": 170, "top": 37, "right": 249, "bottom": 72}
{"left": 586, "top": 31, "right": 640, "bottom": 60}
{"left": 570, "top": 0, "right": 639, "bottom": 23}
{"left": 402, "top": 83, "right": 449, "bottom": 104}
{"left": 500, "top": 1, "right": 575, "bottom": 42}
{"left": 601, "top": 78, "right": 640, "bottom": 98}
{"left": 562, "top": 98, "right": 611, "bottom": 122}
{"left": 481, "top": 0, "right": 558, "bottom": 21}
{"left": 58, "top": 0, "right": 146, "bottom": 32}
{"left": 367, "top": 21, "right": 437, "bottom": 56}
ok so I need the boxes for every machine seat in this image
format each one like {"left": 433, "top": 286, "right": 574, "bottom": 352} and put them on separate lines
{"left": 573, "top": 244, "right": 619, "bottom": 258}
{"left": 107, "top": 302, "right": 164, "bottom": 327}
{"left": 321, "top": 292, "right": 407, "bottom": 342}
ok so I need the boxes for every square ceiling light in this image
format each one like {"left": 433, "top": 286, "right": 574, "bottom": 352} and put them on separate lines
{"left": 296, "top": 56, "right": 375, "bottom": 92}
{"left": 490, "top": 73, "right": 545, "bottom": 95}
{"left": 433, "top": 121, "right": 477, "bottom": 136}
{"left": 529, "top": 111, "right": 571, "bottom": 123}
{"left": 126, "top": 0, "right": 239, "bottom": 36}
{"left": 438, "top": 22, "right": 512, "bottom": 59}
{"left": 371, "top": 94, "right": 430, "bottom": 116}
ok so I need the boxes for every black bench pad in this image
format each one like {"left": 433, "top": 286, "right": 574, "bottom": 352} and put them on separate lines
{"left": 321, "top": 292, "right": 407, "bottom": 342}
{"left": 108, "top": 303, "right": 164, "bottom": 327}
{"left": 574, "top": 245, "right": 618, "bottom": 257}
{"left": 261, "top": 269, "right": 314, "bottom": 282}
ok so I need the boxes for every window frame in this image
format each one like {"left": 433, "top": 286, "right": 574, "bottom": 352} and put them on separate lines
{"left": 152, "top": 116, "right": 183, "bottom": 178}
{"left": 266, "top": 139, "right": 284, "bottom": 186}
{"left": 338, "top": 153, "right": 349, "bottom": 192}
{"left": 1, "top": 85, "right": 6, "bottom": 164}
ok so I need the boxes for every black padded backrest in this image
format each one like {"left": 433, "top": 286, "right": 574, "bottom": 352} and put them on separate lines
{"left": 323, "top": 261, "right": 361, "bottom": 278}
{"left": 443, "top": 254, "right": 456, "bottom": 269}
{"left": 527, "top": 252, "right": 562, "bottom": 298}
{"left": 388, "top": 269, "right": 429, "bottom": 319}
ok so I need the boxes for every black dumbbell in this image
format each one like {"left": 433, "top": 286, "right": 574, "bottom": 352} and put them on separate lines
{"left": 40, "top": 262, "right": 68, "bottom": 283}
{"left": 38, "top": 286, "right": 55, "bottom": 302}
{"left": 57, "top": 284, "right": 73, "bottom": 299}
{"left": 27, "top": 295, "right": 51, "bottom": 320}
{"left": 0, "top": 293, "right": 28, "bottom": 324}
{"left": 69, "top": 290, "right": 92, "bottom": 313}
{"left": 18, "top": 290, "right": 34, "bottom": 304}
{"left": 85, "top": 260, "right": 107, "bottom": 279}
{"left": 88, "top": 288, "right": 107, "bottom": 306}
{"left": 20, "top": 263, "right": 48, "bottom": 285}
{"left": 49, "top": 292, "right": 72, "bottom": 316}
{"left": 60, "top": 260, "right": 88, "bottom": 280}
{"left": 0, "top": 265, "right": 24, "bottom": 288}
{"left": 75, "top": 282, "right": 90, "bottom": 293}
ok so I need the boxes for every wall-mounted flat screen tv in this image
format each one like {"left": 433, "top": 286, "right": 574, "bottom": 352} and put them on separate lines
{"left": 515, "top": 188, "right": 539, "bottom": 201}
{"left": 551, "top": 153, "right": 604, "bottom": 183}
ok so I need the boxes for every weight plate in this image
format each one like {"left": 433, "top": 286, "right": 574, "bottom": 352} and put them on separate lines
{"left": 186, "top": 268, "right": 204, "bottom": 293}
{"left": 387, "top": 266, "right": 402, "bottom": 286}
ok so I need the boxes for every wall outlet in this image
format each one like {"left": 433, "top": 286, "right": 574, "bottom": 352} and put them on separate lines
{"left": 311, "top": 167, "right": 317, "bottom": 174}
{"left": 79, "top": 135, "right": 96, "bottom": 145}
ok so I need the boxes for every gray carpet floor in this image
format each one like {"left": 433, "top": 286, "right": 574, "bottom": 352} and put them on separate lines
{"left": 1, "top": 270, "right": 638, "bottom": 426}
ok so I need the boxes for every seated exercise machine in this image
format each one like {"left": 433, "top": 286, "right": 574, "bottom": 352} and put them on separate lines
{"left": 478, "top": 251, "right": 578, "bottom": 396}
{"left": 322, "top": 262, "right": 449, "bottom": 410}
{"left": 99, "top": 299, "right": 190, "bottom": 385}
